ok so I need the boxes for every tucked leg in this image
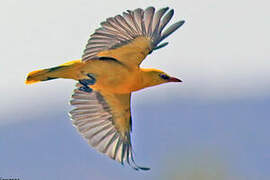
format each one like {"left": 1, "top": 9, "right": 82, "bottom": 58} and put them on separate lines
{"left": 78, "top": 73, "right": 96, "bottom": 93}
{"left": 79, "top": 86, "right": 92, "bottom": 93}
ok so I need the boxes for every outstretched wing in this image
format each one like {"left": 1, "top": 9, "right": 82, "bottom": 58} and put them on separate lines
{"left": 82, "top": 7, "right": 185, "bottom": 67}
{"left": 69, "top": 86, "right": 149, "bottom": 170}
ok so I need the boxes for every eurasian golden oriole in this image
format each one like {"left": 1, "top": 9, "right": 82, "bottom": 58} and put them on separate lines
{"left": 26, "top": 7, "right": 184, "bottom": 170}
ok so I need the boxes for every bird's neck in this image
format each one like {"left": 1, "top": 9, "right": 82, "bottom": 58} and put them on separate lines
{"left": 137, "top": 68, "right": 161, "bottom": 90}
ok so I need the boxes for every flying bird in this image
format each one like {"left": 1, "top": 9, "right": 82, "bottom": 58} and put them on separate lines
{"left": 26, "top": 7, "right": 185, "bottom": 170}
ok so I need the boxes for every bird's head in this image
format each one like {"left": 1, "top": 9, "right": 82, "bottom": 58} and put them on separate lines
{"left": 140, "top": 68, "right": 182, "bottom": 88}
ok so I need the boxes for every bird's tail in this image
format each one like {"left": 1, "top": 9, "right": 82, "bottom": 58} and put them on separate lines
{"left": 25, "top": 60, "right": 83, "bottom": 84}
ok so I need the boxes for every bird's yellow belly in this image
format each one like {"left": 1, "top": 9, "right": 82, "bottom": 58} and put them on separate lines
{"left": 80, "top": 60, "right": 141, "bottom": 94}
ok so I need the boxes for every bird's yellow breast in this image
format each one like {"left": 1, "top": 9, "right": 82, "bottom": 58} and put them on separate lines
{"left": 80, "top": 60, "right": 142, "bottom": 94}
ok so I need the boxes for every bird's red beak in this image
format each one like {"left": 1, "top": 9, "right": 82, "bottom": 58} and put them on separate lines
{"left": 168, "top": 77, "right": 182, "bottom": 82}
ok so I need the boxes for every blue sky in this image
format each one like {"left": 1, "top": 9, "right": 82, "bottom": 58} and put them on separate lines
{"left": 1, "top": 97, "right": 270, "bottom": 179}
{"left": 1, "top": 0, "right": 270, "bottom": 179}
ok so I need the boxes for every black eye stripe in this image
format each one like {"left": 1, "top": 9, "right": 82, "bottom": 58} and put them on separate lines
{"left": 160, "top": 74, "right": 170, "bottom": 80}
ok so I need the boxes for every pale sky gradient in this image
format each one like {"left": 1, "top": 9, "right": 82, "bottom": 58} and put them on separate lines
{"left": 1, "top": 0, "right": 270, "bottom": 179}
{"left": 1, "top": 0, "right": 270, "bottom": 121}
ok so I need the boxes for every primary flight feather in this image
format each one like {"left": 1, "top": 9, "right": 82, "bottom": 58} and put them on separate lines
{"left": 26, "top": 6, "right": 185, "bottom": 170}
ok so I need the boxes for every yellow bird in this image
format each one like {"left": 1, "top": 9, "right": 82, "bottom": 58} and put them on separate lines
{"left": 26, "top": 7, "right": 184, "bottom": 170}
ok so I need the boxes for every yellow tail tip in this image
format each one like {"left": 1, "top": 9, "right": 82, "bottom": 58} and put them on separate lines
{"left": 25, "top": 79, "right": 39, "bottom": 85}
{"left": 25, "top": 69, "right": 44, "bottom": 85}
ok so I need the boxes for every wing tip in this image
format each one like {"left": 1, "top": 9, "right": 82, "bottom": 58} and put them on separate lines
{"left": 179, "top": 20, "right": 186, "bottom": 25}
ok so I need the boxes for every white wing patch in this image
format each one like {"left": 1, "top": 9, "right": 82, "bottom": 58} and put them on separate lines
{"left": 82, "top": 6, "right": 185, "bottom": 61}
{"left": 69, "top": 87, "right": 149, "bottom": 170}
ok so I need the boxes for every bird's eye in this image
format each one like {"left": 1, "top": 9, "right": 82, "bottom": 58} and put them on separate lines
{"left": 160, "top": 74, "right": 170, "bottom": 80}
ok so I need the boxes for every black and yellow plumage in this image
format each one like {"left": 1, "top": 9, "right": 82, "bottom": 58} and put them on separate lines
{"left": 26, "top": 7, "right": 185, "bottom": 170}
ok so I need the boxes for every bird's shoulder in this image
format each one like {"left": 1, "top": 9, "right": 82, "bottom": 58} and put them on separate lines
{"left": 96, "top": 36, "right": 151, "bottom": 67}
